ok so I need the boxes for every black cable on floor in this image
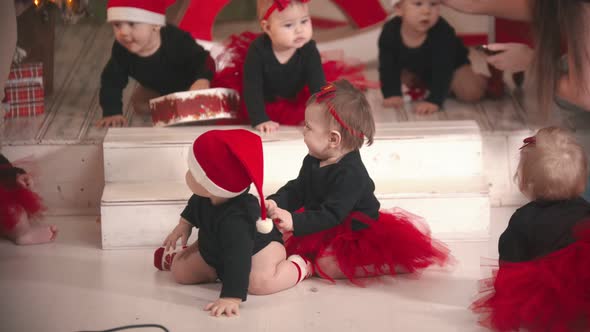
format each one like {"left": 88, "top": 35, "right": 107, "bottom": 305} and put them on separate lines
{"left": 77, "top": 324, "right": 169, "bottom": 332}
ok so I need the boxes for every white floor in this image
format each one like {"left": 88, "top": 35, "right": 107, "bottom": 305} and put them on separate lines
{"left": 0, "top": 207, "right": 514, "bottom": 332}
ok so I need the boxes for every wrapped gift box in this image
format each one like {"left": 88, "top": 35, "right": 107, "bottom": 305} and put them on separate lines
{"left": 149, "top": 88, "right": 239, "bottom": 127}
{"left": 3, "top": 62, "right": 45, "bottom": 119}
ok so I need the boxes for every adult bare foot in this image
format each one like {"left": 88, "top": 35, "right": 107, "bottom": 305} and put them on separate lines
{"left": 15, "top": 224, "right": 58, "bottom": 245}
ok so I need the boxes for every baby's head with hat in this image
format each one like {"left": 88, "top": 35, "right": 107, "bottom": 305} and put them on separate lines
{"left": 187, "top": 129, "right": 274, "bottom": 233}
{"left": 106, "top": 0, "right": 172, "bottom": 56}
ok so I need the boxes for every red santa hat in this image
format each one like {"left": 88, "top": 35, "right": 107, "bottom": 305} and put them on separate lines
{"left": 187, "top": 129, "right": 274, "bottom": 233}
{"left": 107, "top": 0, "right": 172, "bottom": 26}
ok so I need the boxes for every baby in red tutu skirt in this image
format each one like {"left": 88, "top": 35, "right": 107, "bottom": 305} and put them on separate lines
{"left": 0, "top": 154, "right": 57, "bottom": 245}
{"left": 264, "top": 80, "right": 449, "bottom": 283}
{"left": 212, "top": 0, "right": 375, "bottom": 134}
{"left": 471, "top": 127, "right": 590, "bottom": 332}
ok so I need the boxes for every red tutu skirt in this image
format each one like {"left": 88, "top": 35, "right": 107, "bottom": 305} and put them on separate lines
{"left": 471, "top": 225, "right": 590, "bottom": 332}
{"left": 211, "top": 32, "right": 378, "bottom": 126}
{"left": 284, "top": 208, "right": 450, "bottom": 284}
{"left": 0, "top": 184, "right": 44, "bottom": 231}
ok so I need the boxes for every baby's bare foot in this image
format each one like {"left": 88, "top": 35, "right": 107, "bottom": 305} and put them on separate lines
{"left": 15, "top": 224, "right": 58, "bottom": 245}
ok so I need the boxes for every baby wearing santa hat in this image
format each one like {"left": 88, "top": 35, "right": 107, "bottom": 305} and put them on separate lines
{"left": 154, "top": 129, "right": 312, "bottom": 317}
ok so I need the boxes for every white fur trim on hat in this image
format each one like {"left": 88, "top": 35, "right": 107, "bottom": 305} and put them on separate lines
{"left": 107, "top": 7, "right": 166, "bottom": 25}
{"left": 187, "top": 148, "right": 248, "bottom": 198}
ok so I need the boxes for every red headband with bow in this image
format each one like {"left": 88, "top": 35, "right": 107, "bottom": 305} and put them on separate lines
{"left": 263, "top": 0, "right": 311, "bottom": 20}
{"left": 315, "top": 84, "right": 364, "bottom": 139}
{"left": 519, "top": 136, "right": 536, "bottom": 150}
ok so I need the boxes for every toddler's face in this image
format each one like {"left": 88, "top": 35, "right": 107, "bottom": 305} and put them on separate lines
{"left": 263, "top": 3, "right": 313, "bottom": 51}
{"left": 397, "top": 0, "right": 441, "bottom": 33}
{"left": 111, "top": 21, "right": 161, "bottom": 56}
{"left": 303, "top": 103, "right": 333, "bottom": 160}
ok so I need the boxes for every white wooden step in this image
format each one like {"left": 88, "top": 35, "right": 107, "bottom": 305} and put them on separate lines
{"left": 103, "top": 121, "right": 484, "bottom": 183}
{"left": 100, "top": 177, "right": 489, "bottom": 249}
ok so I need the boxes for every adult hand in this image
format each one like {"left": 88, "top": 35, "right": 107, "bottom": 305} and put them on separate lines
{"left": 441, "top": 0, "right": 532, "bottom": 21}
{"left": 486, "top": 43, "right": 533, "bottom": 72}
{"left": 96, "top": 115, "right": 128, "bottom": 128}
{"left": 441, "top": 0, "right": 482, "bottom": 13}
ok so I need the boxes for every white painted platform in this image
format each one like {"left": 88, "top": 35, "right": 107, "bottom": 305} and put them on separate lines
{"left": 101, "top": 176, "right": 489, "bottom": 249}
{"left": 101, "top": 121, "right": 490, "bottom": 249}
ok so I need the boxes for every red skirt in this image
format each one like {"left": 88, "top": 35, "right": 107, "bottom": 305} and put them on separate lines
{"left": 211, "top": 32, "right": 378, "bottom": 126}
{"left": 0, "top": 184, "right": 44, "bottom": 231}
{"left": 284, "top": 209, "right": 450, "bottom": 284}
{"left": 471, "top": 225, "right": 590, "bottom": 332}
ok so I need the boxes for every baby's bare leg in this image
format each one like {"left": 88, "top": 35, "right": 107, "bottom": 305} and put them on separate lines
{"left": 1, "top": 209, "right": 57, "bottom": 245}
{"left": 248, "top": 242, "right": 303, "bottom": 295}
{"left": 130, "top": 85, "right": 160, "bottom": 114}
{"left": 451, "top": 64, "right": 487, "bottom": 102}
{"left": 170, "top": 244, "right": 217, "bottom": 284}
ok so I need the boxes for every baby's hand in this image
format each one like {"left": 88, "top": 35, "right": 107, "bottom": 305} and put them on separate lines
{"left": 163, "top": 219, "right": 192, "bottom": 251}
{"left": 383, "top": 96, "right": 404, "bottom": 108}
{"left": 204, "top": 297, "right": 241, "bottom": 317}
{"left": 265, "top": 199, "right": 278, "bottom": 216}
{"left": 414, "top": 101, "right": 439, "bottom": 114}
{"left": 15, "top": 173, "right": 33, "bottom": 189}
{"left": 270, "top": 207, "right": 294, "bottom": 233}
{"left": 96, "top": 115, "right": 128, "bottom": 128}
{"left": 486, "top": 43, "right": 533, "bottom": 72}
{"left": 190, "top": 79, "right": 210, "bottom": 91}
{"left": 255, "top": 121, "right": 279, "bottom": 134}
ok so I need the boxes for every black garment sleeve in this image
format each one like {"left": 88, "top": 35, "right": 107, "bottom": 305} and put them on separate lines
{"left": 243, "top": 44, "right": 270, "bottom": 127}
{"left": 304, "top": 41, "right": 326, "bottom": 94}
{"left": 378, "top": 21, "right": 403, "bottom": 98}
{"left": 292, "top": 166, "right": 368, "bottom": 236}
{"left": 168, "top": 28, "right": 214, "bottom": 83}
{"left": 180, "top": 195, "right": 201, "bottom": 228}
{"left": 218, "top": 218, "right": 255, "bottom": 301}
{"left": 99, "top": 43, "right": 130, "bottom": 117}
{"left": 267, "top": 157, "right": 307, "bottom": 211}
{"left": 0, "top": 154, "right": 11, "bottom": 166}
{"left": 0, "top": 153, "right": 25, "bottom": 186}
{"left": 498, "top": 211, "right": 531, "bottom": 262}
{"left": 425, "top": 24, "right": 457, "bottom": 107}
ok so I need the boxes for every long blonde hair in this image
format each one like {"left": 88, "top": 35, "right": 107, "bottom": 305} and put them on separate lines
{"left": 531, "top": 1, "right": 590, "bottom": 117}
